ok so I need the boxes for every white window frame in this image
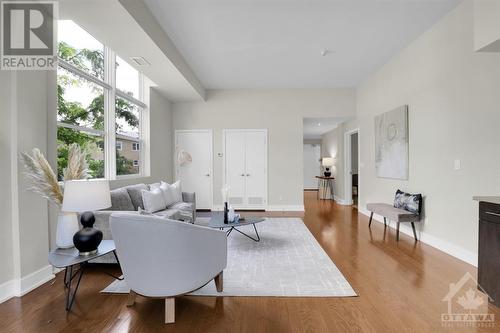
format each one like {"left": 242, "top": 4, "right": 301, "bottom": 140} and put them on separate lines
{"left": 116, "top": 141, "right": 123, "bottom": 151}
{"left": 57, "top": 35, "right": 150, "bottom": 181}
{"left": 132, "top": 142, "right": 140, "bottom": 151}
{"left": 133, "top": 160, "right": 139, "bottom": 167}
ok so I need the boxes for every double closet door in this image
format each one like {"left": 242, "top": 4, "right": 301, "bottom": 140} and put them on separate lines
{"left": 223, "top": 129, "right": 268, "bottom": 210}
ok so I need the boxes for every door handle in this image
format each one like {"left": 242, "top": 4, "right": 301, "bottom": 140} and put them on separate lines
{"left": 246, "top": 174, "right": 250, "bottom": 177}
{"left": 205, "top": 174, "right": 210, "bottom": 177}
{"left": 241, "top": 174, "right": 245, "bottom": 176}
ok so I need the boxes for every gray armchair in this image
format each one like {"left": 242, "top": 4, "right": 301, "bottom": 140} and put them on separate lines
{"left": 110, "top": 212, "right": 227, "bottom": 324}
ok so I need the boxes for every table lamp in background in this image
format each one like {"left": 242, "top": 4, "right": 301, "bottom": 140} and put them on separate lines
{"left": 322, "top": 157, "right": 334, "bottom": 177}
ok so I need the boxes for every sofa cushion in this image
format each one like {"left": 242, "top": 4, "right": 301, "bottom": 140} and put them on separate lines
{"left": 367, "top": 203, "right": 420, "bottom": 222}
{"left": 153, "top": 208, "right": 180, "bottom": 220}
{"left": 141, "top": 188, "right": 167, "bottom": 213}
{"left": 124, "top": 184, "right": 148, "bottom": 210}
{"left": 110, "top": 188, "right": 135, "bottom": 211}
{"left": 169, "top": 201, "right": 194, "bottom": 213}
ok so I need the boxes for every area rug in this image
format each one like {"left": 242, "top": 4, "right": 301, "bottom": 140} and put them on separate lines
{"left": 101, "top": 218, "right": 357, "bottom": 297}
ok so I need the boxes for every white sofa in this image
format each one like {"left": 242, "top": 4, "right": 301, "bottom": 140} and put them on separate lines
{"left": 110, "top": 213, "right": 227, "bottom": 324}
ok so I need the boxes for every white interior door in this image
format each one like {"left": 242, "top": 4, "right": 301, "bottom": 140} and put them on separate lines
{"left": 224, "top": 131, "right": 246, "bottom": 206}
{"left": 244, "top": 131, "right": 267, "bottom": 207}
{"left": 175, "top": 130, "right": 213, "bottom": 209}
{"left": 303, "top": 144, "right": 321, "bottom": 189}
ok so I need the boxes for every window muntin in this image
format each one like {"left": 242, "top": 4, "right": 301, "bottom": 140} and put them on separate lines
{"left": 132, "top": 143, "right": 140, "bottom": 151}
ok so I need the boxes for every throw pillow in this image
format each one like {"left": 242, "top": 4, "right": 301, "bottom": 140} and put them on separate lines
{"left": 141, "top": 188, "right": 167, "bottom": 213}
{"left": 394, "top": 189, "right": 422, "bottom": 215}
{"left": 157, "top": 181, "right": 176, "bottom": 207}
{"left": 169, "top": 180, "right": 183, "bottom": 205}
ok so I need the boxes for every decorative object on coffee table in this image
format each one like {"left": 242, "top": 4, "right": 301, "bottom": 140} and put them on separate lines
{"left": 221, "top": 185, "right": 230, "bottom": 224}
{"left": 322, "top": 157, "right": 334, "bottom": 177}
{"left": 209, "top": 212, "right": 265, "bottom": 242}
{"left": 62, "top": 179, "right": 111, "bottom": 255}
{"left": 20, "top": 144, "right": 89, "bottom": 249}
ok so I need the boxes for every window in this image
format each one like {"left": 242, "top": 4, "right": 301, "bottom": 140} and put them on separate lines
{"left": 57, "top": 20, "right": 149, "bottom": 180}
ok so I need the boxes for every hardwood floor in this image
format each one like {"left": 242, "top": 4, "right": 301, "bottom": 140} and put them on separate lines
{"left": 1, "top": 191, "right": 499, "bottom": 332}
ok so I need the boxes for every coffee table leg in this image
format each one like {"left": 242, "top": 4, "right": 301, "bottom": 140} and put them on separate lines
{"left": 65, "top": 263, "right": 86, "bottom": 311}
{"left": 232, "top": 223, "right": 260, "bottom": 242}
{"left": 226, "top": 227, "right": 234, "bottom": 237}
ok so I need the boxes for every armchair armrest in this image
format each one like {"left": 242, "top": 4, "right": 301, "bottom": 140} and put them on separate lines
{"left": 182, "top": 192, "right": 196, "bottom": 221}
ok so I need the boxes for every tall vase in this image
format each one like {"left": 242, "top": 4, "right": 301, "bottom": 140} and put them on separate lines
{"left": 56, "top": 211, "right": 79, "bottom": 249}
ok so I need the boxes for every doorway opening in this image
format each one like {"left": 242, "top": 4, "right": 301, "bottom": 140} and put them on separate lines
{"left": 344, "top": 129, "right": 360, "bottom": 208}
{"left": 303, "top": 117, "right": 351, "bottom": 201}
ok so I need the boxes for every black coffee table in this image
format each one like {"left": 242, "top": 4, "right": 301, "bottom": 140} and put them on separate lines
{"left": 209, "top": 212, "right": 265, "bottom": 242}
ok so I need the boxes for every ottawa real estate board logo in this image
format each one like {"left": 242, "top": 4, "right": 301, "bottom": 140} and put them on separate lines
{"left": 441, "top": 272, "right": 495, "bottom": 328}
{"left": 1, "top": 1, "right": 57, "bottom": 70}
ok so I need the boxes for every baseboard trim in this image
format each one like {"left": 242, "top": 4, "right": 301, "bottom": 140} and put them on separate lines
{"left": 20, "top": 265, "right": 55, "bottom": 296}
{"left": 334, "top": 196, "right": 350, "bottom": 205}
{"left": 266, "top": 205, "right": 305, "bottom": 212}
{"left": 0, "top": 265, "right": 55, "bottom": 304}
{"left": 0, "top": 279, "right": 17, "bottom": 304}
{"left": 358, "top": 208, "right": 477, "bottom": 267}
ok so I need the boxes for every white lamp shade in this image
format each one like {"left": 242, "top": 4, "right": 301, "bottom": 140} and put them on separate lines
{"left": 62, "top": 179, "right": 111, "bottom": 212}
{"left": 322, "top": 157, "right": 334, "bottom": 167}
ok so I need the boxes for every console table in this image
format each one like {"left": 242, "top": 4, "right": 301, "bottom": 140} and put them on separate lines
{"left": 316, "top": 176, "right": 334, "bottom": 200}
{"left": 474, "top": 196, "right": 500, "bottom": 307}
{"left": 48, "top": 240, "right": 122, "bottom": 311}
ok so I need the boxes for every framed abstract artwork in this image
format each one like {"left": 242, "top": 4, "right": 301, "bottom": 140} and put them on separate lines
{"left": 374, "top": 105, "right": 409, "bottom": 180}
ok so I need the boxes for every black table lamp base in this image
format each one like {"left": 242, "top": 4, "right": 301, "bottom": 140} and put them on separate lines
{"left": 73, "top": 211, "right": 103, "bottom": 256}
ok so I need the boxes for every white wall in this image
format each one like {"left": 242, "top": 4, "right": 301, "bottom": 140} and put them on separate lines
{"left": 172, "top": 89, "right": 356, "bottom": 210}
{"left": 0, "top": 71, "right": 14, "bottom": 291}
{"left": 350, "top": 0, "right": 500, "bottom": 265}
{"left": 0, "top": 70, "right": 54, "bottom": 302}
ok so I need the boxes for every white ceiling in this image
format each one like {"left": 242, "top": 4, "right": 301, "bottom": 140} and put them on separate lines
{"left": 144, "top": 0, "right": 461, "bottom": 89}
{"left": 303, "top": 117, "right": 351, "bottom": 139}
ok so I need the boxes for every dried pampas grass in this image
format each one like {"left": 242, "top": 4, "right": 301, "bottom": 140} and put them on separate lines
{"left": 20, "top": 148, "right": 64, "bottom": 206}
{"left": 63, "top": 143, "right": 89, "bottom": 181}
{"left": 20, "top": 143, "right": 89, "bottom": 206}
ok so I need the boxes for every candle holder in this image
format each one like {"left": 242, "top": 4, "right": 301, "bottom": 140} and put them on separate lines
{"left": 224, "top": 202, "right": 229, "bottom": 224}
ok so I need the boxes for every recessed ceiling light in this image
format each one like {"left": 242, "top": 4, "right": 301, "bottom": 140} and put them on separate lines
{"left": 318, "top": 123, "right": 321, "bottom": 126}
{"left": 320, "top": 50, "right": 328, "bottom": 56}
